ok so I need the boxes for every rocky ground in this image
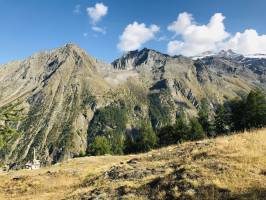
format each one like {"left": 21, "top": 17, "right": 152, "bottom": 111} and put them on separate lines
{"left": 1, "top": 128, "right": 266, "bottom": 200}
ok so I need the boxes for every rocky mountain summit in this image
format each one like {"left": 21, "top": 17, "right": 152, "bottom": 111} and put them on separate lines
{"left": 0, "top": 44, "right": 265, "bottom": 166}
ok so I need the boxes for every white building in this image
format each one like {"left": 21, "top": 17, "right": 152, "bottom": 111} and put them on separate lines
{"left": 25, "top": 148, "right": 41, "bottom": 170}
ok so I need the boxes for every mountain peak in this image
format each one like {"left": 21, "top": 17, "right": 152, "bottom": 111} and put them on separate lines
{"left": 192, "top": 49, "right": 242, "bottom": 60}
{"left": 191, "top": 51, "right": 216, "bottom": 60}
{"left": 121, "top": 48, "right": 161, "bottom": 58}
{"left": 28, "top": 43, "right": 86, "bottom": 60}
{"left": 112, "top": 48, "right": 169, "bottom": 70}
{"left": 61, "top": 43, "right": 87, "bottom": 51}
{"left": 217, "top": 49, "right": 241, "bottom": 58}
{"left": 60, "top": 43, "right": 88, "bottom": 55}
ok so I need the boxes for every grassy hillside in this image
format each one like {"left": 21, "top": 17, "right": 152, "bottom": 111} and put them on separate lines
{"left": 1, "top": 128, "right": 266, "bottom": 200}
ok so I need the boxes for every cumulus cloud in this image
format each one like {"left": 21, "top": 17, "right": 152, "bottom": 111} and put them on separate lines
{"left": 167, "top": 12, "right": 229, "bottom": 56}
{"left": 221, "top": 29, "right": 266, "bottom": 55}
{"left": 87, "top": 3, "right": 108, "bottom": 24}
{"left": 168, "top": 12, "right": 193, "bottom": 35}
{"left": 92, "top": 26, "right": 106, "bottom": 35}
{"left": 118, "top": 22, "right": 160, "bottom": 52}
{"left": 167, "top": 12, "right": 266, "bottom": 56}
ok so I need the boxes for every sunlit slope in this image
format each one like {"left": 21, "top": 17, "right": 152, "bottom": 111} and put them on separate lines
{"left": 0, "top": 128, "right": 266, "bottom": 200}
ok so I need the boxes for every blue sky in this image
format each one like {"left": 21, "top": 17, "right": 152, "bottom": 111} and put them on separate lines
{"left": 0, "top": 0, "right": 266, "bottom": 64}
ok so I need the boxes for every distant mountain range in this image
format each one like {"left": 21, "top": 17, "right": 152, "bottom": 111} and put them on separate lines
{"left": 0, "top": 44, "right": 265, "bottom": 167}
{"left": 192, "top": 49, "right": 266, "bottom": 60}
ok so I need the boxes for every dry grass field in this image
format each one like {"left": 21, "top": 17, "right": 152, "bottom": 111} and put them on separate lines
{"left": 1, "top": 128, "right": 266, "bottom": 200}
{"left": 0, "top": 156, "right": 133, "bottom": 200}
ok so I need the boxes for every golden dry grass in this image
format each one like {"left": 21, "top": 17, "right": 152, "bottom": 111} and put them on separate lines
{"left": 0, "top": 155, "right": 133, "bottom": 200}
{"left": 0, "top": 128, "right": 266, "bottom": 200}
{"left": 201, "top": 129, "right": 266, "bottom": 193}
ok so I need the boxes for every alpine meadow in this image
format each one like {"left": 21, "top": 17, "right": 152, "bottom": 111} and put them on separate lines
{"left": 0, "top": 1, "right": 266, "bottom": 199}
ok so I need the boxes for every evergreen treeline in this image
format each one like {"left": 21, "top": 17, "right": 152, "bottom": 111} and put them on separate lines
{"left": 2, "top": 90, "right": 265, "bottom": 157}
{"left": 216, "top": 89, "right": 266, "bottom": 132}
{"left": 89, "top": 89, "right": 266, "bottom": 156}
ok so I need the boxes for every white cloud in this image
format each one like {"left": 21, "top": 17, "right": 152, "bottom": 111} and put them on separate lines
{"left": 92, "top": 26, "right": 106, "bottom": 34}
{"left": 83, "top": 33, "right": 88, "bottom": 37}
{"left": 167, "top": 41, "right": 184, "bottom": 55}
{"left": 73, "top": 4, "right": 81, "bottom": 15}
{"left": 118, "top": 22, "right": 160, "bottom": 52}
{"left": 167, "top": 12, "right": 266, "bottom": 56}
{"left": 167, "top": 12, "right": 229, "bottom": 56}
{"left": 168, "top": 12, "right": 193, "bottom": 35}
{"left": 221, "top": 29, "right": 266, "bottom": 55}
{"left": 87, "top": 3, "right": 108, "bottom": 24}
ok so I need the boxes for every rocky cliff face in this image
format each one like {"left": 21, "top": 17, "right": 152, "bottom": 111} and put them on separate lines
{"left": 0, "top": 44, "right": 112, "bottom": 166}
{"left": 0, "top": 45, "right": 264, "bottom": 166}
{"left": 111, "top": 48, "right": 263, "bottom": 111}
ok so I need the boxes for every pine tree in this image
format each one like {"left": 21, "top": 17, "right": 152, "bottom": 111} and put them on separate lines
{"left": 245, "top": 89, "right": 266, "bottom": 129}
{"left": 175, "top": 110, "right": 190, "bottom": 134}
{"left": 157, "top": 125, "right": 176, "bottom": 146}
{"left": 157, "top": 111, "right": 190, "bottom": 146}
{"left": 125, "top": 121, "right": 157, "bottom": 153}
{"left": 214, "top": 104, "right": 230, "bottom": 134}
{"left": 229, "top": 98, "right": 246, "bottom": 131}
{"left": 136, "top": 121, "right": 157, "bottom": 152}
{"left": 188, "top": 117, "right": 205, "bottom": 140}
{"left": 229, "top": 89, "right": 266, "bottom": 131}
{"left": 198, "top": 98, "right": 212, "bottom": 135}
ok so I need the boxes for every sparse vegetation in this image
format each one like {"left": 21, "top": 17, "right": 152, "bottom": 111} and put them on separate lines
{"left": 148, "top": 89, "right": 174, "bottom": 129}
{"left": 108, "top": 131, "right": 125, "bottom": 155}
{"left": 1, "top": 128, "right": 266, "bottom": 200}
{"left": 89, "top": 136, "right": 111, "bottom": 156}
{"left": 0, "top": 103, "right": 24, "bottom": 162}
{"left": 88, "top": 103, "right": 127, "bottom": 138}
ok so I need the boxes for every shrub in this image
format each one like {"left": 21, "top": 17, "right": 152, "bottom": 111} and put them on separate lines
{"left": 90, "top": 136, "right": 111, "bottom": 156}
{"left": 107, "top": 131, "right": 125, "bottom": 155}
